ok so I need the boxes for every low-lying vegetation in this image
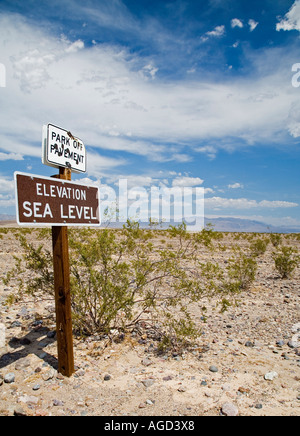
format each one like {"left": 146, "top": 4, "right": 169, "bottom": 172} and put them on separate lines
{"left": 2, "top": 223, "right": 299, "bottom": 352}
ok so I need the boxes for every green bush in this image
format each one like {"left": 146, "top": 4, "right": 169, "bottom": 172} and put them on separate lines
{"left": 227, "top": 252, "right": 258, "bottom": 290}
{"left": 3, "top": 223, "right": 253, "bottom": 351}
{"left": 270, "top": 233, "right": 282, "bottom": 247}
{"left": 249, "top": 238, "right": 269, "bottom": 257}
{"left": 272, "top": 246, "right": 299, "bottom": 279}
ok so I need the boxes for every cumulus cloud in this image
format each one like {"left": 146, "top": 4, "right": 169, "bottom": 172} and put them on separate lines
{"left": 205, "top": 197, "right": 298, "bottom": 210}
{"left": 276, "top": 0, "right": 300, "bottom": 31}
{"left": 172, "top": 176, "right": 204, "bottom": 187}
{"left": 0, "top": 176, "right": 15, "bottom": 209}
{"left": 0, "top": 152, "right": 24, "bottom": 161}
{"left": 196, "top": 146, "right": 218, "bottom": 160}
{"left": 228, "top": 183, "right": 244, "bottom": 189}
{"left": 231, "top": 18, "right": 243, "bottom": 29}
{"left": 248, "top": 19, "right": 259, "bottom": 31}
{"left": 202, "top": 25, "right": 225, "bottom": 40}
{"left": 65, "top": 39, "right": 85, "bottom": 53}
{"left": 0, "top": 12, "right": 299, "bottom": 174}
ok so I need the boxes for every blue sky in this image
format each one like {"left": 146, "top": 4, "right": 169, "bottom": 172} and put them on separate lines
{"left": 0, "top": 0, "right": 300, "bottom": 228}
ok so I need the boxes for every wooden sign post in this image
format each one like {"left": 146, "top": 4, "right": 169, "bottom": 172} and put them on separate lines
{"left": 14, "top": 124, "right": 101, "bottom": 377}
{"left": 51, "top": 167, "right": 74, "bottom": 377}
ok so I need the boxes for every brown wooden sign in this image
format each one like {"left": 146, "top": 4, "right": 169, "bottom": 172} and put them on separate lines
{"left": 15, "top": 172, "right": 101, "bottom": 226}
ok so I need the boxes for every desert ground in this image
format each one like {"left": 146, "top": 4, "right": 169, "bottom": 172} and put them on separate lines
{"left": 0, "top": 225, "right": 299, "bottom": 417}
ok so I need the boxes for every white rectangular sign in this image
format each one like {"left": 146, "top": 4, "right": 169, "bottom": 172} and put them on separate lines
{"left": 42, "top": 124, "right": 87, "bottom": 173}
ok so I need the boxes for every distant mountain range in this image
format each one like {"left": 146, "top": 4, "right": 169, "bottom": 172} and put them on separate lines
{"left": 203, "top": 217, "right": 300, "bottom": 234}
{"left": 0, "top": 214, "right": 299, "bottom": 233}
{"left": 0, "top": 214, "right": 17, "bottom": 222}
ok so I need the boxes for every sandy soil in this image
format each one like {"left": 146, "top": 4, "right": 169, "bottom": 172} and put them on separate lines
{"left": 0, "top": 228, "right": 299, "bottom": 416}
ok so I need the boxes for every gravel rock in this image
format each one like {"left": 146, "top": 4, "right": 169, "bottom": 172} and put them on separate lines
{"left": 4, "top": 373, "right": 15, "bottom": 383}
{"left": 288, "top": 341, "right": 298, "bottom": 349}
{"left": 264, "top": 371, "right": 278, "bottom": 381}
{"left": 141, "top": 379, "right": 155, "bottom": 388}
{"left": 221, "top": 402, "right": 239, "bottom": 416}
{"left": 209, "top": 365, "right": 218, "bottom": 373}
{"left": 141, "top": 358, "right": 152, "bottom": 366}
{"left": 19, "top": 395, "right": 39, "bottom": 405}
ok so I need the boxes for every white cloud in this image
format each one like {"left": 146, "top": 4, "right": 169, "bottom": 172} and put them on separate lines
{"left": 203, "top": 25, "right": 226, "bottom": 39}
{"left": 231, "top": 18, "right": 243, "bottom": 29}
{"left": 0, "top": 176, "right": 15, "bottom": 209}
{"left": 276, "top": 0, "right": 300, "bottom": 31}
{"left": 0, "top": 12, "right": 299, "bottom": 171}
{"left": 205, "top": 197, "right": 298, "bottom": 210}
{"left": 248, "top": 19, "right": 259, "bottom": 32}
{"left": 172, "top": 176, "right": 204, "bottom": 187}
{"left": 65, "top": 39, "right": 85, "bottom": 53}
{"left": 0, "top": 152, "right": 23, "bottom": 161}
{"left": 228, "top": 182, "right": 244, "bottom": 189}
{"left": 140, "top": 64, "right": 159, "bottom": 80}
{"left": 196, "top": 146, "right": 217, "bottom": 160}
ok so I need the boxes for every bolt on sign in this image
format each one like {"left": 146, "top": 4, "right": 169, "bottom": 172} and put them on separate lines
{"left": 15, "top": 172, "right": 101, "bottom": 226}
{"left": 42, "top": 123, "right": 86, "bottom": 173}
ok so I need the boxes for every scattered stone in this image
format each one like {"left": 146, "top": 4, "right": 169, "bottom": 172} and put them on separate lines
{"left": 238, "top": 386, "right": 250, "bottom": 395}
{"left": 19, "top": 395, "right": 39, "bottom": 406}
{"left": 4, "top": 373, "right": 15, "bottom": 384}
{"left": 141, "top": 379, "right": 155, "bottom": 388}
{"left": 245, "top": 341, "right": 254, "bottom": 348}
{"left": 178, "top": 386, "right": 186, "bottom": 392}
{"left": 14, "top": 406, "right": 27, "bottom": 416}
{"left": 53, "top": 399, "right": 64, "bottom": 407}
{"left": 255, "top": 404, "right": 263, "bottom": 410}
{"left": 10, "top": 321, "right": 22, "bottom": 328}
{"left": 221, "top": 402, "right": 239, "bottom": 417}
{"left": 209, "top": 365, "right": 218, "bottom": 373}
{"left": 42, "top": 369, "right": 56, "bottom": 381}
{"left": 288, "top": 341, "right": 298, "bottom": 349}
{"left": 264, "top": 371, "right": 278, "bottom": 381}
{"left": 141, "top": 358, "right": 152, "bottom": 366}
{"left": 32, "top": 384, "right": 41, "bottom": 391}
{"left": 163, "top": 375, "right": 173, "bottom": 381}
{"left": 15, "top": 357, "right": 31, "bottom": 370}
{"left": 104, "top": 374, "right": 111, "bottom": 381}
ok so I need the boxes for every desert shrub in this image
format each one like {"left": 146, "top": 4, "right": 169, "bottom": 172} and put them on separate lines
{"left": 272, "top": 246, "right": 299, "bottom": 279}
{"left": 250, "top": 238, "right": 269, "bottom": 257}
{"left": 270, "top": 233, "right": 282, "bottom": 247}
{"left": 226, "top": 251, "right": 258, "bottom": 290}
{"left": 3, "top": 222, "right": 247, "bottom": 351}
